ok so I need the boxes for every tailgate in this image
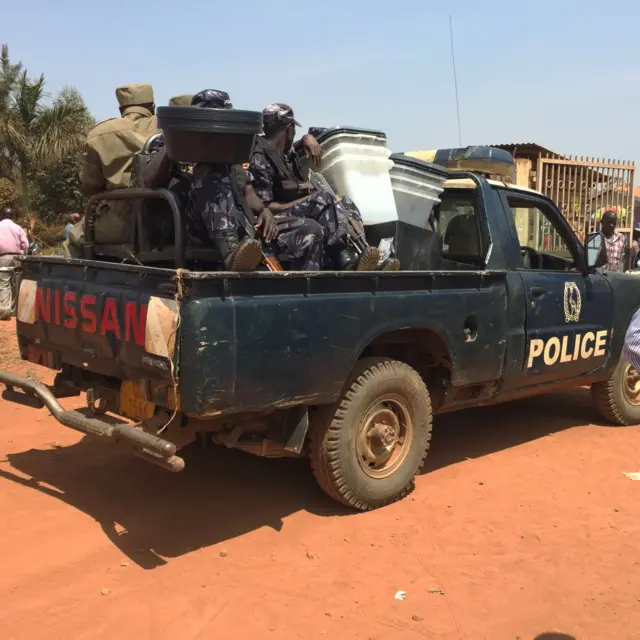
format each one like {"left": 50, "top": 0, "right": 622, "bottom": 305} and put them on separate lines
{"left": 16, "top": 257, "right": 180, "bottom": 384}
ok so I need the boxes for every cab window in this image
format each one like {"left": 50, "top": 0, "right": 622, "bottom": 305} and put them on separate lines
{"left": 437, "top": 190, "right": 484, "bottom": 268}
{"left": 505, "top": 194, "right": 578, "bottom": 271}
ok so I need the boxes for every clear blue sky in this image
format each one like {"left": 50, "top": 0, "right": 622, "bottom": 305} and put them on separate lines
{"left": 5, "top": 0, "right": 640, "bottom": 170}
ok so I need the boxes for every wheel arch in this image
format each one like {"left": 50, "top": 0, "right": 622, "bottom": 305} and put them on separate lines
{"left": 356, "top": 325, "right": 454, "bottom": 407}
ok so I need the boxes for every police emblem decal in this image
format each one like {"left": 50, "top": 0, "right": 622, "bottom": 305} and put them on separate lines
{"left": 563, "top": 281, "right": 581, "bottom": 323}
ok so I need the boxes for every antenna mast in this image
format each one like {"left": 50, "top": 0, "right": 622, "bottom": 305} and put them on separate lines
{"left": 449, "top": 14, "right": 463, "bottom": 146}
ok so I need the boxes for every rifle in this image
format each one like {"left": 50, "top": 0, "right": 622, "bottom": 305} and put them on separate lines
{"left": 230, "top": 173, "right": 283, "bottom": 272}
{"left": 307, "top": 172, "right": 370, "bottom": 256}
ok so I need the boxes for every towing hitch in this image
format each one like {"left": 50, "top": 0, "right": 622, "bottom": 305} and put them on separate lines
{"left": 0, "top": 371, "right": 184, "bottom": 472}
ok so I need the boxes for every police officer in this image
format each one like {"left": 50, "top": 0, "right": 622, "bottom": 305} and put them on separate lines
{"left": 141, "top": 89, "right": 262, "bottom": 271}
{"left": 143, "top": 90, "right": 323, "bottom": 272}
{"left": 249, "top": 103, "right": 397, "bottom": 271}
{"left": 70, "top": 84, "right": 158, "bottom": 250}
{"left": 185, "top": 90, "right": 326, "bottom": 271}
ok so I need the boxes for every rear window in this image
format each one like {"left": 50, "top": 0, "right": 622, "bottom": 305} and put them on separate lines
{"left": 438, "top": 191, "right": 483, "bottom": 259}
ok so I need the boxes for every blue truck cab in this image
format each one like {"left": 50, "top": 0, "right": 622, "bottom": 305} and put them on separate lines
{"left": 1, "top": 170, "right": 638, "bottom": 511}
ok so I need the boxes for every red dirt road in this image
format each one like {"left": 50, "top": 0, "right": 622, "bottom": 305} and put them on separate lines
{"left": 1, "top": 320, "right": 639, "bottom": 639}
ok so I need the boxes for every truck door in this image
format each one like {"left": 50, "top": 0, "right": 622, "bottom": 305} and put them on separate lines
{"left": 501, "top": 190, "right": 613, "bottom": 384}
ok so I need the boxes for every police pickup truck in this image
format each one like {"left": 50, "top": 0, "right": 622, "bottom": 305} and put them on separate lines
{"left": 1, "top": 170, "right": 638, "bottom": 511}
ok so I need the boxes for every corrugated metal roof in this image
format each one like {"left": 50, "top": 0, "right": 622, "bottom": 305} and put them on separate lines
{"left": 490, "top": 142, "right": 560, "bottom": 157}
{"left": 491, "top": 142, "right": 542, "bottom": 147}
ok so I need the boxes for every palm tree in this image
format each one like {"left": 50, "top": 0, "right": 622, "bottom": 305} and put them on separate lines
{"left": 0, "top": 44, "right": 92, "bottom": 209}
{"left": 0, "top": 44, "right": 22, "bottom": 181}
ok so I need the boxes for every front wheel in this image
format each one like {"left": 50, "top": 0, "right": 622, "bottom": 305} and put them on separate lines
{"left": 591, "top": 356, "right": 640, "bottom": 426}
{"left": 309, "top": 358, "right": 433, "bottom": 511}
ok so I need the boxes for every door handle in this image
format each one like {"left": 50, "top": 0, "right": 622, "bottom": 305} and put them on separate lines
{"left": 531, "top": 286, "right": 548, "bottom": 298}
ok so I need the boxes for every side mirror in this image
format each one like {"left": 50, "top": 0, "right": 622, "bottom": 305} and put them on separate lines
{"left": 585, "top": 232, "right": 607, "bottom": 269}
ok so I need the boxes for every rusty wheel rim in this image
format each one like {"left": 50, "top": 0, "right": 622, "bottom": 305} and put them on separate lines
{"left": 356, "top": 393, "right": 413, "bottom": 479}
{"left": 622, "top": 362, "right": 640, "bottom": 406}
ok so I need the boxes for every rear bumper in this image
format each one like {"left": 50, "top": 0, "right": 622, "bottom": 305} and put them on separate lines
{"left": 0, "top": 371, "right": 184, "bottom": 472}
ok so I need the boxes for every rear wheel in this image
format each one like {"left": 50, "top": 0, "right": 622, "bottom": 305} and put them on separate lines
{"left": 309, "top": 358, "right": 433, "bottom": 510}
{"left": 591, "top": 356, "right": 640, "bottom": 425}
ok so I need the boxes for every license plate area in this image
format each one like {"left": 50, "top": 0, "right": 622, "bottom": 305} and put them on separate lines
{"left": 119, "top": 380, "right": 156, "bottom": 421}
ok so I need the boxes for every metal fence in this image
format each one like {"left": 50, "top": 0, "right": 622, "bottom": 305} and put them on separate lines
{"left": 535, "top": 155, "right": 636, "bottom": 247}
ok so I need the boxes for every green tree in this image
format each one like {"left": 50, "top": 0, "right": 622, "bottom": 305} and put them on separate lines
{"left": 31, "top": 151, "right": 86, "bottom": 218}
{"left": 0, "top": 44, "right": 23, "bottom": 180}
{"left": 0, "top": 177, "right": 15, "bottom": 211}
{"left": 0, "top": 44, "right": 92, "bottom": 210}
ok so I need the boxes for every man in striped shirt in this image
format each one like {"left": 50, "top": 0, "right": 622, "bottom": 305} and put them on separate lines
{"left": 601, "top": 210, "right": 627, "bottom": 272}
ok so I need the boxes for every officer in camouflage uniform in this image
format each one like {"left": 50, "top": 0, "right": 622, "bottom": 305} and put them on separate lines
{"left": 132, "top": 89, "right": 257, "bottom": 269}
{"left": 70, "top": 84, "right": 158, "bottom": 252}
{"left": 182, "top": 90, "right": 324, "bottom": 271}
{"left": 249, "top": 103, "right": 396, "bottom": 271}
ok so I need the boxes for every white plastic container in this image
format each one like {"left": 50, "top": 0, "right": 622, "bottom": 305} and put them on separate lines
{"left": 299, "top": 127, "right": 398, "bottom": 225}
{"left": 363, "top": 154, "right": 449, "bottom": 270}
{"left": 315, "top": 129, "right": 390, "bottom": 155}
{"left": 389, "top": 153, "right": 448, "bottom": 229}
{"left": 321, "top": 152, "right": 397, "bottom": 225}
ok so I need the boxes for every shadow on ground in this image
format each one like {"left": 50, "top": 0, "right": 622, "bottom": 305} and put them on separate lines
{"left": 0, "top": 387, "right": 604, "bottom": 568}
{"left": 0, "top": 437, "right": 336, "bottom": 569}
{"left": 424, "top": 388, "right": 600, "bottom": 473}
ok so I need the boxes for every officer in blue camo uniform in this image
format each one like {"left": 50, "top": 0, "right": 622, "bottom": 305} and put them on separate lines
{"left": 249, "top": 103, "right": 396, "bottom": 271}
{"left": 139, "top": 90, "right": 265, "bottom": 269}
{"left": 181, "top": 90, "right": 326, "bottom": 271}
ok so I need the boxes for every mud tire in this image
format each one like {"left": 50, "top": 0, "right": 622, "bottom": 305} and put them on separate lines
{"left": 309, "top": 358, "right": 433, "bottom": 510}
{"left": 591, "top": 356, "right": 640, "bottom": 426}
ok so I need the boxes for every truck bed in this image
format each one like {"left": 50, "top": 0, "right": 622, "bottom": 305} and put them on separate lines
{"left": 16, "top": 256, "right": 509, "bottom": 418}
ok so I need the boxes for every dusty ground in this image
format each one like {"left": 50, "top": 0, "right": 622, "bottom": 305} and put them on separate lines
{"left": 0, "top": 320, "right": 639, "bottom": 639}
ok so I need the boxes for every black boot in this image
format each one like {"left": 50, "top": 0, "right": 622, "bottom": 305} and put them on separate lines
{"left": 215, "top": 231, "right": 262, "bottom": 272}
{"left": 333, "top": 246, "right": 359, "bottom": 270}
{"left": 332, "top": 245, "right": 382, "bottom": 271}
